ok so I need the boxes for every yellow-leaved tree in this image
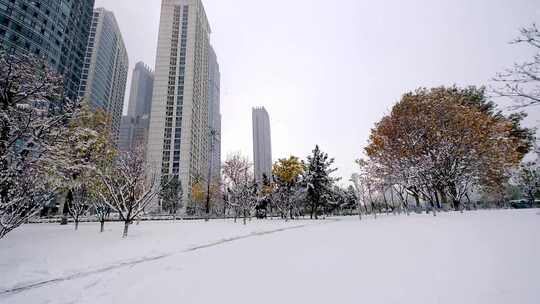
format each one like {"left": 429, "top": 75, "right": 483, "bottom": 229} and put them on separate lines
{"left": 272, "top": 156, "right": 305, "bottom": 220}
{"left": 46, "top": 101, "right": 117, "bottom": 230}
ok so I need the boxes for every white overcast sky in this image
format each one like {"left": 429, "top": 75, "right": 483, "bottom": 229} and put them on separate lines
{"left": 95, "top": 0, "right": 540, "bottom": 182}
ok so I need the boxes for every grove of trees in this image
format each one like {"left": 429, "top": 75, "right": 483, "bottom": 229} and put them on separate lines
{"left": 361, "top": 86, "right": 534, "bottom": 214}
{"left": 0, "top": 51, "right": 165, "bottom": 238}
{"left": 2, "top": 23, "right": 540, "bottom": 240}
{"left": 221, "top": 146, "right": 342, "bottom": 223}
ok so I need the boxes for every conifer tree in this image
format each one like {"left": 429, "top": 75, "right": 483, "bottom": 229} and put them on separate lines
{"left": 160, "top": 175, "right": 183, "bottom": 218}
{"left": 303, "top": 145, "right": 337, "bottom": 219}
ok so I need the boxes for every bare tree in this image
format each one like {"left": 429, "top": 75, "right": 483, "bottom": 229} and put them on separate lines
{"left": 66, "top": 185, "right": 90, "bottom": 230}
{"left": 350, "top": 173, "right": 364, "bottom": 220}
{"left": 0, "top": 51, "right": 75, "bottom": 238}
{"left": 493, "top": 24, "right": 540, "bottom": 108}
{"left": 222, "top": 153, "right": 256, "bottom": 225}
{"left": 92, "top": 197, "right": 111, "bottom": 233}
{"left": 356, "top": 160, "right": 379, "bottom": 219}
{"left": 393, "top": 184, "right": 411, "bottom": 216}
{"left": 97, "top": 147, "right": 160, "bottom": 237}
{"left": 0, "top": 169, "right": 56, "bottom": 238}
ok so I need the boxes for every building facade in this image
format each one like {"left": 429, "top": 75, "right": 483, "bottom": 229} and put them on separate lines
{"left": 252, "top": 107, "right": 272, "bottom": 184}
{"left": 78, "top": 8, "right": 129, "bottom": 144}
{"left": 0, "top": 0, "right": 95, "bottom": 99}
{"left": 118, "top": 115, "right": 135, "bottom": 152}
{"left": 207, "top": 46, "right": 221, "bottom": 182}
{"left": 148, "top": 0, "right": 217, "bottom": 208}
{"left": 119, "top": 61, "right": 154, "bottom": 152}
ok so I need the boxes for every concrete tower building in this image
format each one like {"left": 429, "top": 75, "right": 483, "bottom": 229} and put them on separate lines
{"left": 148, "top": 0, "right": 217, "bottom": 207}
{"left": 252, "top": 107, "right": 272, "bottom": 184}
{"left": 78, "top": 8, "right": 129, "bottom": 144}
{"left": 119, "top": 62, "right": 155, "bottom": 152}
{"left": 208, "top": 46, "right": 221, "bottom": 182}
{"left": 0, "top": 0, "right": 95, "bottom": 100}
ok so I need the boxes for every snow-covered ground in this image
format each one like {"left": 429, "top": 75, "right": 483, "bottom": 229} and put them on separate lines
{"left": 1, "top": 209, "right": 539, "bottom": 304}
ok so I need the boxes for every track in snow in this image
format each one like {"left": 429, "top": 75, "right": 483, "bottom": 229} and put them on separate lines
{"left": 0, "top": 221, "right": 325, "bottom": 296}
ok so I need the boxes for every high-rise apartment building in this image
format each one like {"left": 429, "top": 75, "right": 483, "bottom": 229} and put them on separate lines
{"left": 208, "top": 46, "right": 221, "bottom": 182}
{"left": 118, "top": 116, "right": 135, "bottom": 152}
{"left": 0, "top": 0, "right": 95, "bottom": 99}
{"left": 148, "top": 0, "right": 218, "bottom": 207}
{"left": 252, "top": 107, "right": 272, "bottom": 184}
{"left": 78, "top": 8, "right": 129, "bottom": 144}
{"left": 119, "top": 62, "right": 154, "bottom": 152}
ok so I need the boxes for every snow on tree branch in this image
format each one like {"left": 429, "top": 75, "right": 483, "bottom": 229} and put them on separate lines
{"left": 0, "top": 51, "right": 76, "bottom": 238}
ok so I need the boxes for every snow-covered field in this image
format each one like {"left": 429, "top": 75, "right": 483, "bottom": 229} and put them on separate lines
{"left": 1, "top": 209, "right": 539, "bottom": 304}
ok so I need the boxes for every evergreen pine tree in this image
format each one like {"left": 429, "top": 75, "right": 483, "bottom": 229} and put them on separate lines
{"left": 303, "top": 145, "right": 337, "bottom": 219}
{"left": 160, "top": 175, "right": 183, "bottom": 218}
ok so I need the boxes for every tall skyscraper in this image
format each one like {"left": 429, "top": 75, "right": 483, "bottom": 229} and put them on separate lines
{"left": 118, "top": 116, "right": 135, "bottom": 153}
{"left": 119, "top": 62, "right": 155, "bottom": 152}
{"left": 0, "top": 0, "right": 95, "bottom": 99}
{"left": 208, "top": 46, "right": 221, "bottom": 182}
{"left": 148, "top": 0, "right": 218, "bottom": 207}
{"left": 252, "top": 107, "right": 272, "bottom": 184}
{"left": 78, "top": 8, "right": 129, "bottom": 144}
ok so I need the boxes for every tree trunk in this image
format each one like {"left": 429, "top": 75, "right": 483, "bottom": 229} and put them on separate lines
{"left": 434, "top": 191, "right": 441, "bottom": 210}
{"left": 243, "top": 209, "right": 247, "bottom": 225}
{"left": 382, "top": 192, "right": 389, "bottom": 215}
{"left": 439, "top": 190, "right": 448, "bottom": 209}
{"left": 403, "top": 192, "right": 410, "bottom": 216}
{"left": 123, "top": 221, "right": 130, "bottom": 238}
{"left": 451, "top": 198, "right": 458, "bottom": 211}
{"left": 452, "top": 198, "right": 462, "bottom": 213}
{"left": 100, "top": 220, "right": 105, "bottom": 233}
{"left": 465, "top": 193, "right": 473, "bottom": 210}
{"left": 287, "top": 207, "right": 291, "bottom": 221}
{"left": 74, "top": 218, "right": 79, "bottom": 231}
{"left": 413, "top": 194, "right": 420, "bottom": 212}
{"left": 390, "top": 189, "right": 396, "bottom": 216}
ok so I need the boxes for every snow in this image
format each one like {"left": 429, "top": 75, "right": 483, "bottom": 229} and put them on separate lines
{"left": 1, "top": 209, "right": 539, "bottom": 304}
